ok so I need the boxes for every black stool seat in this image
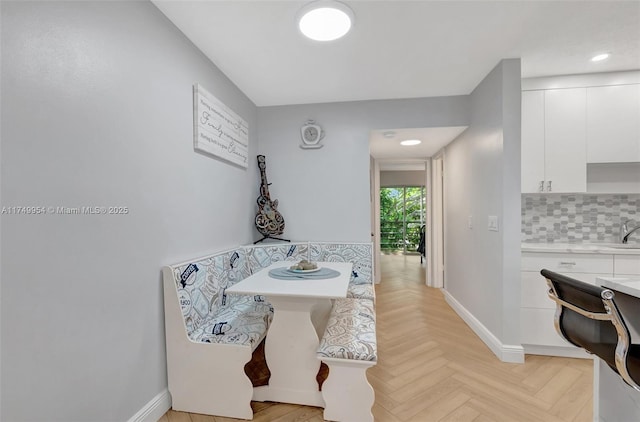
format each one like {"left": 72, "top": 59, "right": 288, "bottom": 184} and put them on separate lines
{"left": 541, "top": 269, "right": 640, "bottom": 392}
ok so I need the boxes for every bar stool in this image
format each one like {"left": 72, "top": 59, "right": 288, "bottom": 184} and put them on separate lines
{"left": 541, "top": 269, "right": 640, "bottom": 392}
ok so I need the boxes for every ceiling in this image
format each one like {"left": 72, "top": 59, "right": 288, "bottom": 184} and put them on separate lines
{"left": 152, "top": 0, "right": 639, "bottom": 163}
{"left": 370, "top": 126, "right": 468, "bottom": 160}
{"left": 152, "top": 0, "right": 640, "bottom": 107}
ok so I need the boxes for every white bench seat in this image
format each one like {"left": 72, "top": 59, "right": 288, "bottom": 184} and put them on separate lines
{"left": 318, "top": 298, "right": 377, "bottom": 361}
{"left": 163, "top": 248, "right": 272, "bottom": 419}
{"left": 163, "top": 242, "right": 374, "bottom": 419}
{"left": 317, "top": 298, "right": 377, "bottom": 421}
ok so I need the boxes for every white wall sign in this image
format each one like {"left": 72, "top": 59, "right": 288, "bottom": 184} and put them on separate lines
{"left": 193, "top": 83, "right": 249, "bottom": 168}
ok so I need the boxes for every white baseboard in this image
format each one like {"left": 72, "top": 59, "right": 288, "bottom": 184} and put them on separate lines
{"left": 523, "top": 344, "right": 592, "bottom": 359}
{"left": 128, "top": 389, "right": 171, "bottom": 422}
{"left": 501, "top": 344, "right": 526, "bottom": 363}
{"left": 443, "top": 290, "right": 525, "bottom": 364}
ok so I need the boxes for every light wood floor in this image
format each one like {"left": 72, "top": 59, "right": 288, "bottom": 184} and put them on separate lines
{"left": 161, "top": 254, "right": 592, "bottom": 422}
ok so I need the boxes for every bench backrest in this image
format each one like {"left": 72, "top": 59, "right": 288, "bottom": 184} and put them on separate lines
{"left": 165, "top": 242, "right": 372, "bottom": 335}
{"left": 244, "top": 242, "right": 309, "bottom": 274}
{"left": 167, "top": 248, "right": 249, "bottom": 335}
{"left": 309, "top": 242, "right": 373, "bottom": 285}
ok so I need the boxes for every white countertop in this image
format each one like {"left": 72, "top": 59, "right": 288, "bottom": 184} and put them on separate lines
{"left": 598, "top": 277, "right": 640, "bottom": 298}
{"left": 522, "top": 243, "right": 640, "bottom": 255}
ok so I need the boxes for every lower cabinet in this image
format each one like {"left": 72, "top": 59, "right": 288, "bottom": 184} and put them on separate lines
{"left": 521, "top": 251, "right": 614, "bottom": 357}
{"left": 615, "top": 254, "right": 640, "bottom": 277}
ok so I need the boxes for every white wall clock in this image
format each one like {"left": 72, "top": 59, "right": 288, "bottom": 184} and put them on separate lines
{"left": 300, "top": 119, "right": 325, "bottom": 149}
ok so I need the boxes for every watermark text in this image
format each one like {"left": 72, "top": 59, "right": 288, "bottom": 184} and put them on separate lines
{"left": 1, "top": 206, "right": 129, "bottom": 215}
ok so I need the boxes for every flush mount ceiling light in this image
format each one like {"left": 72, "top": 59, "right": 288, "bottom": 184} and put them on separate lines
{"left": 591, "top": 53, "right": 610, "bottom": 62}
{"left": 400, "top": 139, "right": 421, "bottom": 146}
{"left": 297, "top": 1, "right": 354, "bottom": 42}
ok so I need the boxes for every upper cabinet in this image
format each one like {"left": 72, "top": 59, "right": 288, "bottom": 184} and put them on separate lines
{"left": 586, "top": 84, "right": 640, "bottom": 163}
{"left": 521, "top": 91, "right": 545, "bottom": 193}
{"left": 544, "top": 88, "right": 588, "bottom": 193}
{"left": 522, "top": 71, "right": 640, "bottom": 194}
{"left": 521, "top": 89, "right": 587, "bottom": 193}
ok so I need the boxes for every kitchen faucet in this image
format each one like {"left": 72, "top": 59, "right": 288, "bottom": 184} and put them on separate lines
{"left": 620, "top": 219, "right": 640, "bottom": 244}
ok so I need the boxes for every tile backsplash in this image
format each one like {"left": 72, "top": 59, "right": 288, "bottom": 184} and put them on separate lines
{"left": 522, "top": 194, "right": 640, "bottom": 244}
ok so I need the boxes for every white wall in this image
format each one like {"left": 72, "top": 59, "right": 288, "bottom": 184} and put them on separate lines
{"left": 1, "top": 2, "right": 258, "bottom": 421}
{"left": 443, "top": 59, "right": 522, "bottom": 352}
{"left": 257, "top": 97, "right": 469, "bottom": 242}
{"left": 500, "top": 60, "right": 523, "bottom": 347}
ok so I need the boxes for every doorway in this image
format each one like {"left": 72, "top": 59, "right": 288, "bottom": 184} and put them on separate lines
{"left": 380, "top": 186, "right": 425, "bottom": 255}
{"left": 369, "top": 126, "right": 464, "bottom": 285}
{"left": 375, "top": 163, "right": 428, "bottom": 285}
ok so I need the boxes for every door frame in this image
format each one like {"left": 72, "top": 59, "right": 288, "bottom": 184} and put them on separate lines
{"left": 430, "top": 152, "right": 445, "bottom": 288}
{"left": 372, "top": 158, "right": 430, "bottom": 284}
{"left": 371, "top": 157, "right": 381, "bottom": 283}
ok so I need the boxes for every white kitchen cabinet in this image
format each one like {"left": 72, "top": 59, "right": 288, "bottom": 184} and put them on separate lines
{"left": 521, "top": 249, "right": 640, "bottom": 357}
{"left": 544, "top": 88, "right": 588, "bottom": 193}
{"left": 614, "top": 254, "right": 640, "bottom": 276}
{"left": 521, "top": 251, "right": 613, "bottom": 357}
{"left": 522, "top": 251, "right": 613, "bottom": 274}
{"left": 587, "top": 84, "right": 640, "bottom": 163}
{"left": 521, "top": 88, "right": 587, "bottom": 193}
{"left": 521, "top": 91, "right": 546, "bottom": 193}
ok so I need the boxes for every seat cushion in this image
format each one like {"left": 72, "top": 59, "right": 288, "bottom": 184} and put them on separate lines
{"left": 318, "top": 298, "right": 377, "bottom": 362}
{"left": 189, "top": 299, "right": 273, "bottom": 349}
{"left": 347, "top": 283, "right": 375, "bottom": 301}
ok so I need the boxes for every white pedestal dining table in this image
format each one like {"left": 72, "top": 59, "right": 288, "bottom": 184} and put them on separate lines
{"left": 225, "top": 261, "right": 353, "bottom": 407}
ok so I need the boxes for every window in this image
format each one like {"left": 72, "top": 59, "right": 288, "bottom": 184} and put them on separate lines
{"left": 380, "top": 186, "right": 425, "bottom": 253}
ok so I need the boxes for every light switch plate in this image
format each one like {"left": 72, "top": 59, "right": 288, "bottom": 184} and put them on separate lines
{"left": 488, "top": 215, "right": 499, "bottom": 231}
{"left": 468, "top": 215, "right": 473, "bottom": 229}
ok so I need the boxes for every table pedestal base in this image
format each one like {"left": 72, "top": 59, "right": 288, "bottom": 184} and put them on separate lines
{"left": 260, "top": 296, "right": 329, "bottom": 407}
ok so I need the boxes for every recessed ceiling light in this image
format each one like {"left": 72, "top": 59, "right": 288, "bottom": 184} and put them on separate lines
{"left": 400, "top": 139, "right": 421, "bottom": 146}
{"left": 591, "top": 53, "right": 610, "bottom": 62}
{"left": 297, "top": 1, "right": 354, "bottom": 42}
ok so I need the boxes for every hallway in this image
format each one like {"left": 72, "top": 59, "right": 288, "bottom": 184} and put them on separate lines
{"left": 162, "top": 254, "right": 592, "bottom": 422}
{"left": 369, "top": 254, "right": 592, "bottom": 421}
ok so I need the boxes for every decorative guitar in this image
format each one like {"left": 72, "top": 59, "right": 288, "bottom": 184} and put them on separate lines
{"left": 254, "top": 155, "right": 289, "bottom": 244}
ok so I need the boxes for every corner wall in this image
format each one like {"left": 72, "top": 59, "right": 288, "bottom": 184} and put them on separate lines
{"left": 257, "top": 97, "right": 469, "bottom": 242}
{"left": 1, "top": 2, "right": 257, "bottom": 420}
{"left": 443, "top": 59, "right": 522, "bottom": 361}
